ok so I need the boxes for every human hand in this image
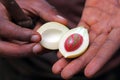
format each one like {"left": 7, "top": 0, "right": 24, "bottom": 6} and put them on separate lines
{"left": 0, "top": 0, "right": 67, "bottom": 57}
{"left": 52, "top": 0, "right": 120, "bottom": 79}
{"left": 16, "top": 0, "right": 67, "bottom": 25}
{"left": 94, "top": 51, "right": 120, "bottom": 77}
{"left": 0, "top": 2, "right": 42, "bottom": 57}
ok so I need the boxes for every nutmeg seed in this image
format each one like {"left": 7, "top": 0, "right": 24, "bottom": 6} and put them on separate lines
{"left": 64, "top": 33, "right": 83, "bottom": 52}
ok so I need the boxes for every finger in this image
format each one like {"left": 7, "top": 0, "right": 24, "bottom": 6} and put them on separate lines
{"left": 33, "top": 22, "right": 42, "bottom": 31}
{"left": 28, "top": 0, "right": 68, "bottom": 25}
{"left": 95, "top": 52, "right": 120, "bottom": 77}
{"left": 52, "top": 58, "right": 69, "bottom": 74}
{"left": 57, "top": 51, "right": 63, "bottom": 59}
{"left": 60, "top": 33, "right": 107, "bottom": 79}
{"left": 60, "top": 57, "right": 85, "bottom": 79}
{"left": 85, "top": 28, "right": 120, "bottom": 78}
{"left": 0, "top": 41, "right": 42, "bottom": 57}
{"left": 0, "top": 19, "right": 41, "bottom": 42}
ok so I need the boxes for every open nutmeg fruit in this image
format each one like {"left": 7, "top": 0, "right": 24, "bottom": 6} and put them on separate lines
{"left": 37, "top": 22, "right": 89, "bottom": 58}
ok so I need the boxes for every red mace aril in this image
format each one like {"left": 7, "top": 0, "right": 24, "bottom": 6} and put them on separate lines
{"left": 64, "top": 33, "right": 83, "bottom": 52}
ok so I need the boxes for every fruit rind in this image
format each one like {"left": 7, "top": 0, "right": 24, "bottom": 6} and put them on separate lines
{"left": 37, "top": 22, "right": 69, "bottom": 50}
{"left": 59, "top": 26, "right": 89, "bottom": 58}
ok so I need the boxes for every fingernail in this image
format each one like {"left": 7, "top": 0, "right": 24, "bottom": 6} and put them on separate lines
{"left": 56, "top": 15, "right": 68, "bottom": 25}
{"left": 31, "top": 35, "right": 41, "bottom": 42}
{"left": 33, "top": 44, "right": 42, "bottom": 54}
{"left": 85, "top": 65, "right": 96, "bottom": 78}
{"left": 56, "top": 15, "right": 66, "bottom": 20}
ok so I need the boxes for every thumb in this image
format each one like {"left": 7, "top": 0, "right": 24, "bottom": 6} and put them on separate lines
{"left": 77, "top": 19, "right": 90, "bottom": 30}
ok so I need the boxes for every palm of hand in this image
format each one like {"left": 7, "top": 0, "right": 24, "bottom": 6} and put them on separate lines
{"left": 52, "top": 0, "right": 120, "bottom": 79}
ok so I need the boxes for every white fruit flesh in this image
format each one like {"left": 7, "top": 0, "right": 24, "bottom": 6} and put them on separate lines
{"left": 59, "top": 27, "right": 89, "bottom": 58}
{"left": 37, "top": 22, "right": 69, "bottom": 50}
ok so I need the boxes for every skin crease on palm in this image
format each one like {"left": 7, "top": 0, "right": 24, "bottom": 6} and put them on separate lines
{"left": 0, "top": 0, "right": 67, "bottom": 57}
{"left": 52, "top": 0, "right": 120, "bottom": 79}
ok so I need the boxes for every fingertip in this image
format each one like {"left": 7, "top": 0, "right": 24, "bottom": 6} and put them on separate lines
{"left": 52, "top": 60, "right": 64, "bottom": 74}
{"left": 57, "top": 52, "right": 63, "bottom": 59}
{"left": 84, "top": 63, "right": 97, "bottom": 78}
{"left": 84, "top": 68, "right": 92, "bottom": 78}
{"left": 52, "top": 58, "right": 68, "bottom": 74}
{"left": 32, "top": 43, "right": 42, "bottom": 54}
{"left": 52, "top": 64, "right": 61, "bottom": 74}
{"left": 31, "top": 34, "right": 41, "bottom": 42}
{"left": 61, "top": 69, "right": 73, "bottom": 80}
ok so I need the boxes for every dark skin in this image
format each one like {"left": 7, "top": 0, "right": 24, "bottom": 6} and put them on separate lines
{"left": 0, "top": 0, "right": 119, "bottom": 79}
{"left": 52, "top": 0, "right": 120, "bottom": 79}
{"left": 0, "top": 0, "right": 67, "bottom": 57}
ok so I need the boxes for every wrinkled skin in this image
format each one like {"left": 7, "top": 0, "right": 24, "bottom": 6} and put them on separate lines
{"left": 0, "top": 0, "right": 67, "bottom": 57}
{"left": 52, "top": 0, "right": 120, "bottom": 79}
